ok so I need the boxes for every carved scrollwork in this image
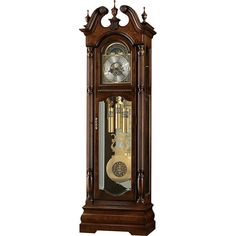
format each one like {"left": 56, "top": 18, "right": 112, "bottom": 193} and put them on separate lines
{"left": 80, "top": 5, "right": 156, "bottom": 38}
{"left": 120, "top": 5, "right": 142, "bottom": 32}
{"left": 138, "top": 84, "right": 145, "bottom": 94}
{"left": 87, "top": 47, "right": 94, "bottom": 57}
{"left": 99, "top": 6, "right": 108, "bottom": 14}
{"left": 120, "top": 5, "right": 128, "bottom": 13}
{"left": 87, "top": 86, "right": 93, "bottom": 95}
{"left": 80, "top": 6, "right": 109, "bottom": 33}
{"left": 138, "top": 45, "right": 145, "bottom": 56}
{"left": 109, "top": 18, "right": 120, "bottom": 30}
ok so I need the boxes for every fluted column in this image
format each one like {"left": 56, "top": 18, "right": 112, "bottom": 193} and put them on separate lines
{"left": 137, "top": 45, "right": 145, "bottom": 204}
{"left": 86, "top": 47, "right": 94, "bottom": 203}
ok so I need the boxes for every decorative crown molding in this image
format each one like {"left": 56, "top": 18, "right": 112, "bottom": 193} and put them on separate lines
{"left": 80, "top": 6, "right": 109, "bottom": 34}
{"left": 80, "top": 5, "right": 156, "bottom": 37}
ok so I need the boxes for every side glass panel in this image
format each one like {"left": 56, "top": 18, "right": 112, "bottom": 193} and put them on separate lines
{"left": 102, "top": 43, "right": 131, "bottom": 84}
{"left": 99, "top": 96, "right": 132, "bottom": 196}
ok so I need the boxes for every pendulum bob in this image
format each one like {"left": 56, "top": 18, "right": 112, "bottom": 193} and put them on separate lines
{"left": 106, "top": 131, "right": 131, "bottom": 183}
{"left": 107, "top": 107, "right": 114, "bottom": 133}
{"left": 106, "top": 154, "right": 131, "bottom": 183}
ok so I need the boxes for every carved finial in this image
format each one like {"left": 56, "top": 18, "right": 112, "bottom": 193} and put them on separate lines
{"left": 85, "top": 10, "right": 90, "bottom": 24}
{"left": 142, "top": 7, "right": 147, "bottom": 22}
{"left": 111, "top": 0, "right": 118, "bottom": 18}
{"left": 109, "top": 0, "right": 120, "bottom": 30}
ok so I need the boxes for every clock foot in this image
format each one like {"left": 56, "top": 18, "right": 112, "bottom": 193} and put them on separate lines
{"left": 129, "top": 221, "right": 155, "bottom": 235}
{"left": 80, "top": 224, "right": 97, "bottom": 234}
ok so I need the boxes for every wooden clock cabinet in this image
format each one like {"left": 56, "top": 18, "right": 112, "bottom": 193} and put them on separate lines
{"left": 79, "top": 2, "right": 156, "bottom": 235}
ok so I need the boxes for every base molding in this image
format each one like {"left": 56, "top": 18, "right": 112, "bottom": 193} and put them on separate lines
{"left": 80, "top": 203, "right": 155, "bottom": 235}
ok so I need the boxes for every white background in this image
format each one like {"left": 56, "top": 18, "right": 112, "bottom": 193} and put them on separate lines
{"left": 0, "top": 0, "right": 236, "bottom": 235}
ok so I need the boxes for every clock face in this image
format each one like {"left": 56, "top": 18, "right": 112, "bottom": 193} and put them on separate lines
{"left": 102, "top": 43, "right": 131, "bottom": 84}
{"left": 103, "top": 55, "right": 130, "bottom": 83}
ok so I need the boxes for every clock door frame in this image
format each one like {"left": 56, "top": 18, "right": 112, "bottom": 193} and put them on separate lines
{"left": 94, "top": 92, "right": 137, "bottom": 201}
{"left": 95, "top": 34, "right": 137, "bottom": 91}
{"left": 94, "top": 34, "right": 137, "bottom": 201}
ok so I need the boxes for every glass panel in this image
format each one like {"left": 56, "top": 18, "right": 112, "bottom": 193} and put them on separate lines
{"left": 102, "top": 43, "right": 131, "bottom": 84}
{"left": 99, "top": 96, "right": 132, "bottom": 196}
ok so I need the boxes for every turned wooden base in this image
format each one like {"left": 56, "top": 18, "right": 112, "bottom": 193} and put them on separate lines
{"left": 80, "top": 203, "right": 155, "bottom": 235}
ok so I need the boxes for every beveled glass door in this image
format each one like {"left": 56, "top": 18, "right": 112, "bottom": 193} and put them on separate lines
{"left": 98, "top": 96, "right": 132, "bottom": 196}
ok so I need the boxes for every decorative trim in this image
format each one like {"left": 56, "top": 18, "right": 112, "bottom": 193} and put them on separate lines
{"left": 109, "top": 18, "right": 120, "bottom": 30}
{"left": 120, "top": 5, "right": 143, "bottom": 31}
{"left": 80, "top": 6, "right": 109, "bottom": 33}
{"left": 87, "top": 47, "right": 94, "bottom": 57}
{"left": 137, "top": 170, "right": 145, "bottom": 204}
{"left": 109, "top": 0, "right": 120, "bottom": 30}
{"left": 138, "top": 45, "right": 145, "bottom": 56}
{"left": 120, "top": 5, "right": 156, "bottom": 36}
{"left": 141, "top": 7, "right": 147, "bottom": 23}
{"left": 138, "top": 85, "right": 145, "bottom": 94}
{"left": 99, "top": 6, "right": 108, "bottom": 14}
{"left": 87, "top": 168, "right": 94, "bottom": 202}
{"left": 84, "top": 10, "right": 90, "bottom": 27}
{"left": 97, "top": 89, "right": 133, "bottom": 93}
{"left": 80, "top": 5, "right": 156, "bottom": 37}
{"left": 87, "top": 86, "right": 93, "bottom": 95}
{"left": 94, "top": 117, "right": 98, "bottom": 130}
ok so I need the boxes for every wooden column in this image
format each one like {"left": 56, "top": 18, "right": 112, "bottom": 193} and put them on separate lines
{"left": 137, "top": 44, "right": 145, "bottom": 204}
{"left": 86, "top": 47, "right": 94, "bottom": 203}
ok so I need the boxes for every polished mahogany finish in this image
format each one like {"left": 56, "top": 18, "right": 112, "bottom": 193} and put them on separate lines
{"left": 80, "top": 3, "right": 156, "bottom": 235}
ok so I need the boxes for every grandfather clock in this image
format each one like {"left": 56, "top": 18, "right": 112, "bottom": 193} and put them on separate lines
{"left": 80, "top": 1, "right": 156, "bottom": 235}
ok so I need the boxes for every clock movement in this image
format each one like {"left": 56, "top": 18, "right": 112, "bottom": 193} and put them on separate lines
{"left": 80, "top": 1, "right": 156, "bottom": 235}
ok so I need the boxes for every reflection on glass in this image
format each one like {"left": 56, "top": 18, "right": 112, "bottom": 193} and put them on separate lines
{"left": 99, "top": 96, "right": 132, "bottom": 195}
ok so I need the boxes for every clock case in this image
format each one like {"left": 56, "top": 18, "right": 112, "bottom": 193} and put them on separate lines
{"left": 80, "top": 4, "right": 156, "bottom": 235}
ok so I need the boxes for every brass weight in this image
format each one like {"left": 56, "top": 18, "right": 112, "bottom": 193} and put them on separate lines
{"left": 122, "top": 108, "right": 128, "bottom": 133}
{"left": 115, "top": 97, "right": 123, "bottom": 130}
{"left": 107, "top": 107, "right": 114, "bottom": 133}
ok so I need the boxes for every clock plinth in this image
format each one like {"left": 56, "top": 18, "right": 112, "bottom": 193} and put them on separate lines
{"left": 80, "top": 204, "right": 155, "bottom": 235}
{"left": 80, "top": 4, "right": 156, "bottom": 235}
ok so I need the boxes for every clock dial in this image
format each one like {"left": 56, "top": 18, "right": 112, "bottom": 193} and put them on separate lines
{"left": 102, "top": 43, "right": 131, "bottom": 84}
{"left": 103, "top": 55, "right": 130, "bottom": 83}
